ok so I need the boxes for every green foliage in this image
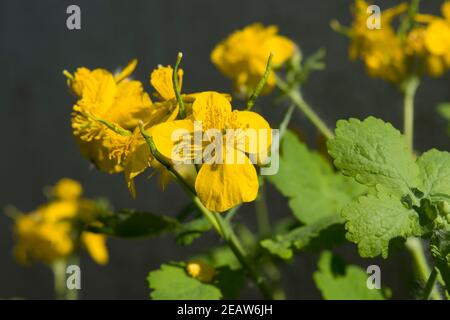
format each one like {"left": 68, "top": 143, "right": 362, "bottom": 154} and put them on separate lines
{"left": 175, "top": 217, "right": 212, "bottom": 245}
{"left": 430, "top": 230, "right": 450, "bottom": 294}
{"left": 261, "top": 215, "right": 345, "bottom": 259}
{"left": 313, "top": 251, "right": 387, "bottom": 300}
{"left": 417, "top": 149, "right": 450, "bottom": 197}
{"left": 328, "top": 117, "right": 450, "bottom": 258}
{"left": 193, "top": 246, "right": 242, "bottom": 270}
{"left": 342, "top": 190, "right": 424, "bottom": 258}
{"left": 438, "top": 103, "right": 450, "bottom": 135}
{"left": 147, "top": 262, "right": 243, "bottom": 300}
{"left": 328, "top": 117, "right": 418, "bottom": 197}
{"left": 147, "top": 263, "right": 222, "bottom": 300}
{"left": 87, "top": 209, "right": 179, "bottom": 238}
{"left": 269, "top": 130, "right": 365, "bottom": 224}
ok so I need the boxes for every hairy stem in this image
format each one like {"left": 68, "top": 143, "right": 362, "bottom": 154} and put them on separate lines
{"left": 275, "top": 77, "right": 334, "bottom": 140}
{"left": 255, "top": 177, "right": 271, "bottom": 237}
{"left": 52, "top": 260, "right": 66, "bottom": 300}
{"left": 422, "top": 267, "right": 438, "bottom": 300}
{"left": 403, "top": 77, "right": 420, "bottom": 151}
{"left": 406, "top": 238, "right": 441, "bottom": 300}
{"left": 401, "top": 77, "right": 441, "bottom": 299}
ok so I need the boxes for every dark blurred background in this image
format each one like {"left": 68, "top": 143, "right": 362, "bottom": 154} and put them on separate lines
{"left": 1, "top": 0, "right": 449, "bottom": 299}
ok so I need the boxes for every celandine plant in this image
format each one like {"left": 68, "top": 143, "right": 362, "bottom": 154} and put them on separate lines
{"left": 8, "top": 0, "right": 450, "bottom": 300}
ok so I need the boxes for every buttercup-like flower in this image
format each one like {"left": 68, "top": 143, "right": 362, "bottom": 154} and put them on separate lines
{"left": 150, "top": 92, "right": 271, "bottom": 212}
{"left": 336, "top": 0, "right": 450, "bottom": 83}
{"left": 13, "top": 179, "right": 109, "bottom": 265}
{"left": 211, "top": 23, "right": 295, "bottom": 96}
{"left": 420, "top": 2, "right": 450, "bottom": 75}
{"left": 64, "top": 59, "right": 153, "bottom": 173}
{"left": 344, "top": 0, "right": 408, "bottom": 83}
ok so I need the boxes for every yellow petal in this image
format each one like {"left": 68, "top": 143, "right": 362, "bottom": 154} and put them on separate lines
{"left": 150, "top": 65, "right": 183, "bottom": 101}
{"left": 124, "top": 139, "right": 152, "bottom": 198}
{"left": 82, "top": 232, "right": 109, "bottom": 265}
{"left": 107, "top": 79, "right": 152, "bottom": 129}
{"left": 114, "top": 59, "right": 138, "bottom": 83}
{"left": 233, "top": 111, "right": 272, "bottom": 159}
{"left": 52, "top": 178, "right": 82, "bottom": 200}
{"left": 192, "top": 92, "right": 232, "bottom": 130}
{"left": 76, "top": 69, "right": 117, "bottom": 117}
{"left": 425, "top": 19, "right": 450, "bottom": 55}
{"left": 149, "top": 119, "right": 195, "bottom": 161}
{"left": 443, "top": 1, "right": 450, "bottom": 21}
{"left": 195, "top": 159, "right": 258, "bottom": 212}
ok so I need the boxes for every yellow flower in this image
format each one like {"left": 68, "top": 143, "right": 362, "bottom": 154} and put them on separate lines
{"left": 65, "top": 59, "right": 153, "bottom": 173}
{"left": 340, "top": 0, "right": 450, "bottom": 81}
{"left": 52, "top": 178, "right": 82, "bottom": 200}
{"left": 13, "top": 179, "right": 108, "bottom": 265}
{"left": 150, "top": 92, "right": 271, "bottom": 212}
{"left": 122, "top": 65, "right": 191, "bottom": 197}
{"left": 422, "top": 2, "right": 450, "bottom": 71}
{"left": 186, "top": 260, "right": 216, "bottom": 282}
{"left": 123, "top": 65, "right": 230, "bottom": 197}
{"left": 211, "top": 23, "right": 295, "bottom": 96}
{"left": 81, "top": 232, "right": 109, "bottom": 265}
{"left": 346, "top": 0, "right": 408, "bottom": 83}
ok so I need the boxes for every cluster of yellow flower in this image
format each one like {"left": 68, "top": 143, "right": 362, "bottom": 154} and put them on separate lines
{"left": 337, "top": 0, "right": 450, "bottom": 83}
{"left": 14, "top": 179, "right": 108, "bottom": 265}
{"left": 211, "top": 23, "right": 296, "bottom": 96}
{"left": 63, "top": 24, "right": 295, "bottom": 213}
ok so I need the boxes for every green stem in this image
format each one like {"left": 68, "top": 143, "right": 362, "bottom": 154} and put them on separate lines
{"left": 406, "top": 238, "right": 441, "bottom": 300}
{"left": 173, "top": 52, "right": 186, "bottom": 119}
{"left": 255, "top": 177, "right": 270, "bottom": 237}
{"left": 402, "top": 76, "right": 420, "bottom": 151}
{"left": 401, "top": 77, "right": 440, "bottom": 299}
{"left": 193, "top": 197, "right": 274, "bottom": 299}
{"left": 65, "top": 255, "right": 79, "bottom": 300}
{"left": 52, "top": 260, "right": 66, "bottom": 300}
{"left": 422, "top": 267, "right": 438, "bottom": 300}
{"left": 275, "top": 77, "right": 334, "bottom": 140}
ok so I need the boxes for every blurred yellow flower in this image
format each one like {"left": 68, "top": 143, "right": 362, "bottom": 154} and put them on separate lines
{"left": 422, "top": 2, "right": 450, "bottom": 75}
{"left": 345, "top": 0, "right": 408, "bottom": 83}
{"left": 13, "top": 179, "right": 108, "bottom": 265}
{"left": 211, "top": 23, "right": 295, "bottom": 96}
{"left": 52, "top": 178, "right": 82, "bottom": 200}
{"left": 150, "top": 92, "right": 271, "bottom": 212}
{"left": 337, "top": 0, "right": 450, "bottom": 82}
{"left": 64, "top": 59, "right": 153, "bottom": 173}
{"left": 186, "top": 260, "right": 216, "bottom": 282}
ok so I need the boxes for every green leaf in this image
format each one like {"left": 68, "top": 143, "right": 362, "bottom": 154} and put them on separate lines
{"left": 430, "top": 230, "right": 450, "bottom": 295}
{"left": 417, "top": 149, "right": 450, "bottom": 197}
{"left": 88, "top": 209, "right": 179, "bottom": 238}
{"left": 194, "top": 246, "right": 241, "bottom": 270}
{"left": 176, "top": 217, "right": 212, "bottom": 245}
{"left": 261, "top": 215, "right": 345, "bottom": 259}
{"left": 214, "top": 266, "right": 244, "bottom": 299}
{"left": 327, "top": 117, "right": 418, "bottom": 196}
{"left": 342, "top": 190, "right": 424, "bottom": 258}
{"left": 313, "top": 251, "right": 387, "bottom": 300}
{"left": 269, "top": 130, "right": 366, "bottom": 224}
{"left": 147, "top": 263, "right": 222, "bottom": 300}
